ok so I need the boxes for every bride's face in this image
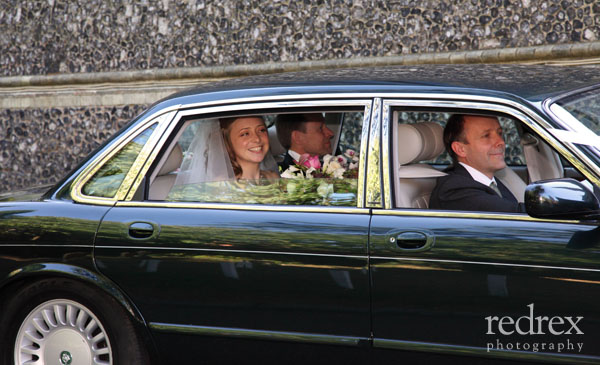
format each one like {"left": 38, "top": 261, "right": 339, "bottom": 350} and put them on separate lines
{"left": 228, "top": 117, "right": 270, "bottom": 165}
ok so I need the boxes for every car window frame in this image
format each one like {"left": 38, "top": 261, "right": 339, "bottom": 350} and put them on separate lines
{"left": 118, "top": 98, "right": 374, "bottom": 213}
{"left": 380, "top": 97, "right": 600, "bottom": 220}
{"left": 71, "top": 110, "right": 177, "bottom": 205}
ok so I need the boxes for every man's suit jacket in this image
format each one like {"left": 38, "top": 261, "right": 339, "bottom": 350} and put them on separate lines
{"left": 429, "top": 164, "right": 525, "bottom": 213}
{"left": 278, "top": 151, "right": 296, "bottom": 172}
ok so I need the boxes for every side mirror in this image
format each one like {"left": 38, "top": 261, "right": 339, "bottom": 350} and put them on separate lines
{"left": 525, "top": 178, "right": 600, "bottom": 220}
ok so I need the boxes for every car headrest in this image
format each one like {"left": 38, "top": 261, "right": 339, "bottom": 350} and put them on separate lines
{"left": 268, "top": 127, "right": 286, "bottom": 156}
{"left": 158, "top": 144, "right": 183, "bottom": 176}
{"left": 397, "top": 122, "right": 444, "bottom": 165}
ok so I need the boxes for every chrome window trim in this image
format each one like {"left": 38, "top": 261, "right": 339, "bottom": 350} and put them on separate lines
{"left": 150, "top": 323, "right": 368, "bottom": 347}
{"left": 116, "top": 200, "right": 370, "bottom": 214}
{"left": 70, "top": 109, "right": 177, "bottom": 205}
{"left": 381, "top": 102, "right": 392, "bottom": 209}
{"left": 373, "top": 338, "right": 598, "bottom": 364}
{"left": 383, "top": 98, "right": 600, "bottom": 209}
{"left": 176, "top": 98, "right": 372, "bottom": 117}
{"left": 357, "top": 100, "right": 374, "bottom": 208}
{"left": 124, "top": 99, "right": 373, "bottom": 209}
{"left": 175, "top": 92, "right": 549, "bottom": 114}
{"left": 365, "top": 98, "right": 383, "bottom": 208}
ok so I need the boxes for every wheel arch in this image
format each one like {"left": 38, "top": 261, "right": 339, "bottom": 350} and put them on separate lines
{"left": 1, "top": 263, "right": 159, "bottom": 364}
{"left": 0, "top": 262, "right": 148, "bottom": 330}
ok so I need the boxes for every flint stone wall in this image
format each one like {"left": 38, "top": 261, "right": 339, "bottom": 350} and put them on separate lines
{"left": 1, "top": 0, "right": 599, "bottom": 76}
{"left": 0, "top": 106, "right": 147, "bottom": 192}
{"left": 1, "top": 0, "right": 600, "bottom": 192}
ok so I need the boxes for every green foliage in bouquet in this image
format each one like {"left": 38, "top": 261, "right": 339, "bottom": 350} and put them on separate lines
{"left": 166, "top": 177, "right": 357, "bottom": 206}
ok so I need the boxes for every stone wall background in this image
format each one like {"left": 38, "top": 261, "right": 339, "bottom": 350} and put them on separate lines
{"left": 1, "top": 0, "right": 600, "bottom": 192}
{"left": 1, "top": 0, "right": 599, "bottom": 76}
{"left": 0, "top": 105, "right": 146, "bottom": 191}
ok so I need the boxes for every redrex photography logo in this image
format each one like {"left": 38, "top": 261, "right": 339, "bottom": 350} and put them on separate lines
{"left": 485, "top": 303, "right": 584, "bottom": 353}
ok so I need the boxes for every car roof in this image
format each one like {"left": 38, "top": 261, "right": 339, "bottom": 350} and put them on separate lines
{"left": 149, "top": 64, "right": 600, "bottom": 113}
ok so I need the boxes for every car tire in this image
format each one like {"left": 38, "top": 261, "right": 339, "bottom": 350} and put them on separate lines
{"left": 1, "top": 277, "right": 149, "bottom": 365}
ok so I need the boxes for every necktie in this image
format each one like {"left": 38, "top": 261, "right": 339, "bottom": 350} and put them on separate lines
{"left": 489, "top": 181, "right": 502, "bottom": 197}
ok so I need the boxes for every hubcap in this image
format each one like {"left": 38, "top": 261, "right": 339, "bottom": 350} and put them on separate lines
{"left": 14, "top": 299, "right": 112, "bottom": 365}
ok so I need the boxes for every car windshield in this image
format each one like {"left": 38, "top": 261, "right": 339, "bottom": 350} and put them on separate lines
{"left": 554, "top": 87, "right": 600, "bottom": 134}
{"left": 551, "top": 87, "right": 600, "bottom": 167}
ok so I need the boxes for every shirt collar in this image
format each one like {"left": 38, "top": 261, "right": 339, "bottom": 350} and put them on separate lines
{"left": 459, "top": 162, "right": 497, "bottom": 186}
{"left": 288, "top": 149, "right": 302, "bottom": 162}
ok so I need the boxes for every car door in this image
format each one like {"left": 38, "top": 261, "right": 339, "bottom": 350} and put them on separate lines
{"left": 93, "top": 100, "right": 374, "bottom": 363}
{"left": 369, "top": 99, "right": 600, "bottom": 364}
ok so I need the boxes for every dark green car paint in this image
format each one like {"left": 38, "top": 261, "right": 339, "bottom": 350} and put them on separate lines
{"left": 94, "top": 207, "right": 371, "bottom": 359}
{"left": 370, "top": 214, "right": 600, "bottom": 362}
{"left": 2, "top": 65, "right": 600, "bottom": 364}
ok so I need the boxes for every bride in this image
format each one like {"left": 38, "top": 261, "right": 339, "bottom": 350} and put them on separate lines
{"left": 220, "top": 116, "right": 279, "bottom": 181}
{"left": 172, "top": 116, "right": 278, "bottom": 191}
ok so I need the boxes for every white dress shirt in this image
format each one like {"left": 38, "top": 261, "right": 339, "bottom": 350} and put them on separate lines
{"left": 288, "top": 149, "right": 301, "bottom": 162}
{"left": 459, "top": 162, "right": 498, "bottom": 187}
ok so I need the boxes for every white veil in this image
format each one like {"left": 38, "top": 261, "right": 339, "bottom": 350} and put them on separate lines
{"left": 173, "top": 119, "right": 235, "bottom": 186}
{"left": 260, "top": 150, "right": 279, "bottom": 174}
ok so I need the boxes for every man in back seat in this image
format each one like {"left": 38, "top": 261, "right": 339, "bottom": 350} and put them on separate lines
{"left": 429, "top": 114, "right": 525, "bottom": 213}
{"left": 274, "top": 113, "right": 334, "bottom": 171}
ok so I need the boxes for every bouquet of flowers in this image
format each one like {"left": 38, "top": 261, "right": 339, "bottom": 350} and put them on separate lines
{"left": 281, "top": 149, "right": 359, "bottom": 179}
{"left": 279, "top": 149, "right": 359, "bottom": 205}
{"left": 167, "top": 149, "right": 360, "bottom": 206}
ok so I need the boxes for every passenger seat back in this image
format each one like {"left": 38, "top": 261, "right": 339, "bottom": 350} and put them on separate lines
{"left": 396, "top": 122, "right": 447, "bottom": 208}
{"left": 149, "top": 144, "right": 183, "bottom": 200}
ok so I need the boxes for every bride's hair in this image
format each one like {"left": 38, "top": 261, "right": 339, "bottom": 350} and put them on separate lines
{"left": 219, "top": 117, "right": 243, "bottom": 178}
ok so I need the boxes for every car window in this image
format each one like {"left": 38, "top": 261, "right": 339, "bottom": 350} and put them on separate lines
{"left": 83, "top": 124, "right": 157, "bottom": 198}
{"left": 392, "top": 110, "right": 533, "bottom": 210}
{"left": 149, "top": 111, "right": 364, "bottom": 206}
{"left": 394, "top": 111, "right": 525, "bottom": 166}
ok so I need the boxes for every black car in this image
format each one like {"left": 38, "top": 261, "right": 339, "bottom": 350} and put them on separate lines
{"left": 2, "top": 64, "right": 600, "bottom": 364}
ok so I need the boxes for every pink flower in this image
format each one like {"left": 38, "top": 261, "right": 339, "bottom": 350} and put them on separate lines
{"left": 299, "top": 154, "right": 321, "bottom": 169}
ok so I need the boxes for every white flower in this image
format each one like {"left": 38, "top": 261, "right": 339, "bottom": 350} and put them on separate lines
{"left": 344, "top": 149, "right": 356, "bottom": 158}
{"left": 321, "top": 154, "right": 333, "bottom": 172}
{"left": 317, "top": 181, "right": 334, "bottom": 198}
{"left": 325, "top": 160, "right": 342, "bottom": 174}
{"left": 281, "top": 167, "right": 303, "bottom": 179}
{"left": 333, "top": 167, "right": 345, "bottom": 179}
{"left": 336, "top": 155, "right": 348, "bottom": 167}
{"left": 305, "top": 167, "right": 316, "bottom": 178}
{"left": 349, "top": 162, "right": 358, "bottom": 170}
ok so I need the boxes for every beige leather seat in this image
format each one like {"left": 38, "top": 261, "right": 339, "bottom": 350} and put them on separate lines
{"left": 268, "top": 126, "right": 286, "bottom": 163}
{"left": 521, "top": 132, "right": 564, "bottom": 182}
{"left": 148, "top": 144, "right": 183, "bottom": 200}
{"left": 495, "top": 166, "right": 527, "bottom": 203}
{"left": 396, "top": 122, "right": 446, "bottom": 208}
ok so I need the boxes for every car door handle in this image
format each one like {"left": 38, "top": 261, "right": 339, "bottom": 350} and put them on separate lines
{"left": 128, "top": 222, "right": 156, "bottom": 239}
{"left": 389, "top": 230, "right": 435, "bottom": 252}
